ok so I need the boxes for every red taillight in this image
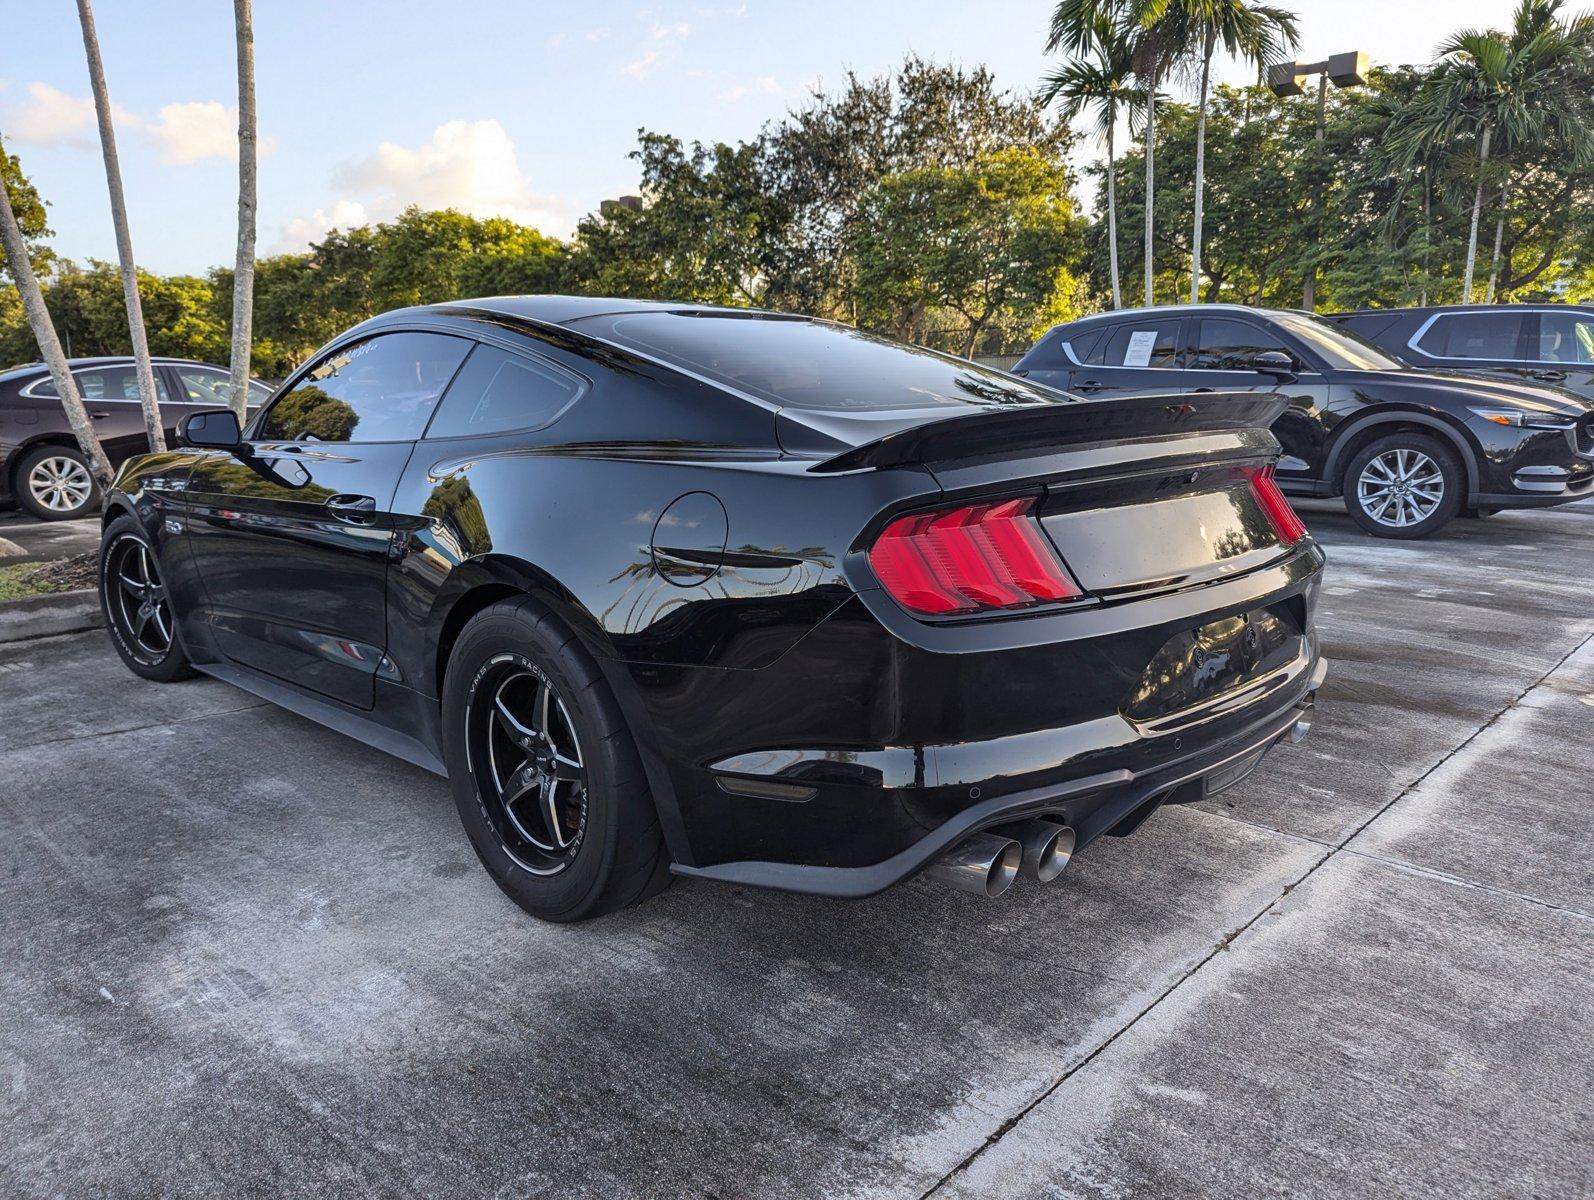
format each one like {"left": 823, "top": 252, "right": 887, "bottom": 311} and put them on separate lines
{"left": 1247, "top": 465, "right": 1308, "bottom": 544}
{"left": 868, "top": 496, "right": 1082, "bottom": 615}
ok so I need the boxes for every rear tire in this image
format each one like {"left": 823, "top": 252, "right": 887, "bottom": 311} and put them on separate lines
{"left": 16, "top": 445, "right": 99, "bottom": 521}
{"left": 441, "top": 597, "right": 669, "bottom": 922}
{"left": 1343, "top": 433, "right": 1464, "bottom": 539}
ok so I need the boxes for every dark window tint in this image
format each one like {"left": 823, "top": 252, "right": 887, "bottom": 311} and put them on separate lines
{"left": 427, "top": 345, "right": 583, "bottom": 438}
{"left": 1535, "top": 312, "right": 1594, "bottom": 364}
{"left": 257, "top": 332, "right": 470, "bottom": 443}
{"left": 32, "top": 365, "right": 169, "bottom": 404}
{"left": 1191, "top": 319, "right": 1290, "bottom": 369}
{"left": 584, "top": 313, "right": 1067, "bottom": 411}
{"left": 1085, "top": 319, "right": 1181, "bottom": 368}
{"left": 1417, "top": 312, "right": 1525, "bottom": 360}
{"left": 1017, "top": 328, "right": 1074, "bottom": 371}
{"left": 1066, "top": 325, "right": 1108, "bottom": 365}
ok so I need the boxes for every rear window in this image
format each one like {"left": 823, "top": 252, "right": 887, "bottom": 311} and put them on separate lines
{"left": 1083, "top": 319, "right": 1181, "bottom": 368}
{"left": 1417, "top": 312, "right": 1526, "bottom": 360}
{"left": 579, "top": 312, "right": 1064, "bottom": 412}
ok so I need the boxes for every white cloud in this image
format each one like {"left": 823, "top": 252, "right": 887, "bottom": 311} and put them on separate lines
{"left": 273, "top": 119, "right": 569, "bottom": 252}
{"left": 717, "top": 75, "right": 782, "bottom": 103}
{"left": 3, "top": 81, "right": 269, "bottom": 164}
{"left": 649, "top": 20, "right": 690, "bottom": 39}
{"left": 622, "top": 48, "right": 660, "bottom": 77}
{"left": 6, "top": 82, "right": 99, "bottom": 149}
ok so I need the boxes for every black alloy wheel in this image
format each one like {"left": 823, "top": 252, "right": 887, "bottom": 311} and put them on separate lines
{"left": 442, "top": 597, "right": 670, "bottom": 921}
{"left": 467, "top": 655, "right": 589, "bottom": 875}
{"left": 99, "top": 515, "right": 193, "bottom": 681}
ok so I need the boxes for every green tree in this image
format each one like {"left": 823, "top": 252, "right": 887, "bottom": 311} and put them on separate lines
{"left": 1396, "top": 0, "right": 1594, "bottom": 300}
{"left": 852, "top": 147, "right": 1088, "bottom": 355}
{"left": 1040, "top": 14, "right": 1145, "bottom": 307}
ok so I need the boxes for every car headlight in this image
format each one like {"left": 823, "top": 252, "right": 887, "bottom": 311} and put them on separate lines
{"left": 1468, "top": 406, "right": 1577, "bottom": 431}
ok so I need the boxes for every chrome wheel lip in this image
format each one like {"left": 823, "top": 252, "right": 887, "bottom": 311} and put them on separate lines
{"left": 28, "top": 455, "right": 93, "bottom": 513}
{"left": 464, "top": 652, "right": 587, "bottom": 877}
{"left": 101, "top": 532, "right": 174, "bottom": 665}
{"left": 1357, "top": 448, "right": 1445, "bottom": 529}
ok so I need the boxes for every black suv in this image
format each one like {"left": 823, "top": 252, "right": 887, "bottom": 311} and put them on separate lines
{"left": 1015, "top": 304, "right": 1594, "bottom": 538}
{"left": 1330, "top": 304, "right": 1594, "bottom": 401}
{"left": 0, "top": 357, "right": 272, "bottom": 520}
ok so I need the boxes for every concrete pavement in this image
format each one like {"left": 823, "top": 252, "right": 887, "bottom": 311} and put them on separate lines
{"left": 1, "top": 499, "right": 1590, "bottom": 1198}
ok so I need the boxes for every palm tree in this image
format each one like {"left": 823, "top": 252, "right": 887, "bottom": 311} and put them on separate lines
{"left": 1049, "top": 0, "right": 1180, "bottom": 305}
{"left": 1156, "top": 0, "right": 1298, "bottom": 303}
{"left": 74, "top": 0, "right": 164, "bottom": 453}
{"left": 1397, "top": 0, "right": 1594, "bottom": 302}
{"left": 0, "top": 140, "right": 114, "bottom": 487}
{"left": 1038, "top": 16, "right": 1145, "bottom": 307}
{"left": 228, "top": 0, "right": 258, "bottom": 420}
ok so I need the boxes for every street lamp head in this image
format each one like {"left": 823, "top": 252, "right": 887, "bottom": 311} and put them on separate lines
{"left": 1268, "top": 62, "right": 1307, "bottom": 97}
{"left": 1268, "top": 52, "right": 1370, "bottom": 97}
{"left": 1327, "top": 51, "right": 1370, "bottom": 88}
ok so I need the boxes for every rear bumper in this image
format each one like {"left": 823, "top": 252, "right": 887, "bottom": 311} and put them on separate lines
{"left": 672, "top": 655, "right": 1326, "bottom": 898}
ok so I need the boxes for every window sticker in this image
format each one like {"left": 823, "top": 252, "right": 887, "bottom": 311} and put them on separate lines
{"left": 1123, "top": 329, "right": 1160, "bottom": 367}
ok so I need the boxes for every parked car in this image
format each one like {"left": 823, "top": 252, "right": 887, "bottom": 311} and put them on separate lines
{"left": 1015, "top": 304, "right": 1594, "bottom": 537}
{"left": 1329, "top": 304, "right": 1594, "bottom": 400}
{"left": 0, "top": 356, "right": 273, "bottom": 520}
{"left": 98, "top": 297, "right": 1326, "bottom": 922}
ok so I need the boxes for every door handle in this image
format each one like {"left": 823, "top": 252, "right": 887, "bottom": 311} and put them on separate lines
{"left": 1192, "top": 387, "right": 1216, "bottom": 393}
{"left": 91, "top": 411, "right": 109, "bottom": 420}
{"left": 1532, "top": 370, "right": 1567, "bottom": 381}
{"left": 1074, "top": 380, "right": 1104, "bottom": 393}
{"left": 325, "top": 494, "right": 377, "bottom": 524}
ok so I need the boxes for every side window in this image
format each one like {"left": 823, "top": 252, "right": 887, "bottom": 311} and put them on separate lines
{"left": 248, "top": 380, "right": 274, "bottom": 406}
{"left": 425, "top": 344, "right": 583, "bottom": 439}
{"left": 1417, "top": 312, "right": 1525, "bottom": 360}
{"left": 1064, "top": 325, "right": 1108, "bottom": 366}
{"left": 32, "top": 365, "right": 169, "bottom": 403}
{"left": 1535, "top": 312, "right": 1594, "bottom": 364}
{"left": 1191, "top": 319, "right": 1290, "bottom": 370}
{"left": 173, "top": 365, "right": 237, "bottom": 406}
{"left": 256, "top": 332, "right": 471, "bottom": 443}
{"left": 1087, "top": 319, "right": 1181, "bottom": 368}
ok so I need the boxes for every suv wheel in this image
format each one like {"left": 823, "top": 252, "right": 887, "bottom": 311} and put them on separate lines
{"left": 16, "top": 445, "right": 99, "bottom": 521}
{"left": 1343, "top": 433, "right": 1464, "bottom": 539}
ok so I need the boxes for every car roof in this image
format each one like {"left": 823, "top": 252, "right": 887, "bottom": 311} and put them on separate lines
{"left": 1328, "top": 303, "right": 1594, "bottom": 318}
{"left": 0, "top": 355, "right": 223, "bottom": 383}
{"left": 1057, "top": 303, "right": 1315, "bottom": 327}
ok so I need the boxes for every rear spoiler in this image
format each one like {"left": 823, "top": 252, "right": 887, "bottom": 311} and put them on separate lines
{"left": 805, "top": 392, "right": 1288, "bottom": 474}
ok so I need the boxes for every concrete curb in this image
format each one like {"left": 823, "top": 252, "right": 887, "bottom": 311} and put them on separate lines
{"left": 0, "top": 589, "right": 102, "bottom": 644}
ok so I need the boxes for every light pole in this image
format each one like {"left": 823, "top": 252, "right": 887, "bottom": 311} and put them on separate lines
{"left": 1270, "top": 51, "right": 1369, "bottom": 311}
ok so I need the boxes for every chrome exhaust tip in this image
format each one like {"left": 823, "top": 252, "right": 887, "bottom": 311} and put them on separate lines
{"left": 995, "top": 819, "right": 1076, "bottom": 883}
{"left": 924, "top": 832, "right": 1022, "bottom": 898}
{"left": 1288, "top": 699, "right": 1316, "bottom": 744}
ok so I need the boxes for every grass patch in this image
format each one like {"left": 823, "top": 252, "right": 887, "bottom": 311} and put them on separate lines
{"left": 0, "top": 561, "right": 54, "bottom": 601}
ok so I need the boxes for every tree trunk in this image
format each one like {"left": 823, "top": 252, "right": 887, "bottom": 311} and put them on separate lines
{"left": 0, "top": 146, "right": 115, "bottom": 486}
{"left": 76, "top": 0, "right": 165, "bottom": 453}
{"left": 1105, "top": 118, "right": 1122, "bottom": 309}
{"left": 1485, "top": 181, "right": 1508, "bottom": 304}
{"left": 1190, "top": 30, "right": 1214, "bottom": 304}
{"left": 1420, "top": 169, "right": 1431, "bottom": 306}
{"left": 1143, "top": 83, "right": 1156, "bottom": 306}
{"left": 962, "top": 319, "right": 983, "bottom": 359}
{"left": 228, "top": 0, "right": 257, "bottom": 420}
{"left": 1461, "top": 123, "right": 1492, "bottom": 303}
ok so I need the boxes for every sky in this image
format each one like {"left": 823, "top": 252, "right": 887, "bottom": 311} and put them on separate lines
{"left": 4, "top": 0, "right": 1522, "bottom": 275}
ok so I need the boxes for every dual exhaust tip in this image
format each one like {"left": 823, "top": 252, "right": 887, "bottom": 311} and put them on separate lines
{"left": 923, "top": 819, "right": 1076, "bottom": 898}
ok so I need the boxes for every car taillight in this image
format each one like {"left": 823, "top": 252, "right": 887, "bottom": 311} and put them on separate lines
{"left": 1247, "top": 465, "right": 1308, "bottom": 545}
{"left": 868, "top": 496, "right": 1082, "bottom": 615}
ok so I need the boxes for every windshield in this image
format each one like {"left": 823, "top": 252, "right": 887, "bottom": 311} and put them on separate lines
{"left": 1270, "top": 311, "right": 1403, "bottom": 372}
{"left": 577, "top": 311, "right": 1076, "bottom": 412}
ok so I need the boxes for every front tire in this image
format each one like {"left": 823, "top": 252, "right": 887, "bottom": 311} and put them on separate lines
{"left": 441, "top": 597, "right": 669, "bottom": 922}
{"left": 16, "top": 445, "right": 99, "bottom": 521}
{"left": 99, "top": 515, "right": 194, "bottom": 682}
{"left": 1343, "top": 433, "right": 1464, "bottom": 539}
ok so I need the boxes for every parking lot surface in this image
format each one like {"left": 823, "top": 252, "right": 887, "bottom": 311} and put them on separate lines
{"left": 0, "top": 510, "right": 101, "bottom": 564}
{"left": 2, "top": 500, "right": 1591, "bottom": 1198}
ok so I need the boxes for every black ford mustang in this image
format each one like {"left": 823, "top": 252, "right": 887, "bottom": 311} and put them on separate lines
{"left": 99, "top": 297, "right": 1325, "bottom": 921}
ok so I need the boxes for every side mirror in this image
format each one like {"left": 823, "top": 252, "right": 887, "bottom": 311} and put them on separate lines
{"left": 1252, "top": 350, "right": 1296, "bottom": 379}
{"left": 177, "top": 409, "right": 242, "bottom": 450}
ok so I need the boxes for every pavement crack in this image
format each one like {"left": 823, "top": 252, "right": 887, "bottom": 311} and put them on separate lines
{"left": 0, "top": 700, "right": 269, "bottom": 758}
{"left": 919, "top": 628, "right": 1594, "bottom": 1200}
{"left": 1336, "top": 847, "right": 1594, "bottom": 922}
